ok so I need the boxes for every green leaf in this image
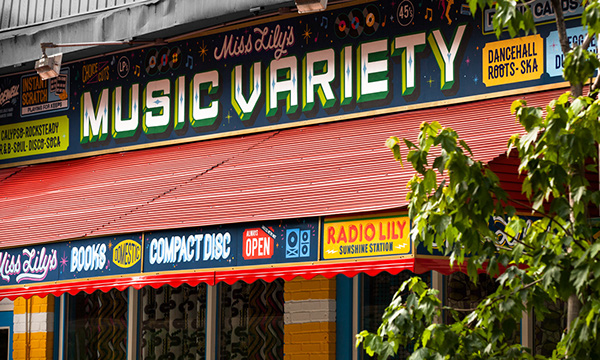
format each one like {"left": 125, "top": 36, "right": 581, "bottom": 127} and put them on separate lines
{"left": 459, "top": 139, "right": 473, "bottom": 156}
{"left": 385, "top": 136, "right": 400, "bottom": 150}
{"left": 564, "top": 46, "right": 600, "bottom": 85}
{"left": 572, "top": 185, "right": 587, "bottom": 203}
{"left": 434, "top": 215, "right": 452, "bottom": 235}
{"left": 583, "top": 2, "right": 600, "bottom": 35}
{"left": 502, "top": 318, "right": 517, "bottom": 339}
{"left": 423, "top": 170, "right": 437, "bottom": 193}
{"left": 571, "top": 265, "right": 590, "bottom": 292}
{"left": 386, "top": 136, "right": 403, "bottom": 166}
{"left": 557, "top": 91, "right": 571, "bottom": 104}
{"left": 590, "top": 242, "right": 600, "bottom": 258}
{"left": 432, "top": 153, "right": 448, "bottom": 174}
{"left": 586, "top": 306, "right": 596, "bottom": 327}
{"left": 422, "top": 327, "right": 432, "bottom": 347}
{"left": 550, "top": 197, "right": 571, "bottom": 220}
{"left": 409, "top": 348, "right": 430, "bottom": 360}
{"left": 511, "top": 99, "right": 525, "bottom": 114}
{"left": 517, "top": 107, "right": 543, "bottom": 131}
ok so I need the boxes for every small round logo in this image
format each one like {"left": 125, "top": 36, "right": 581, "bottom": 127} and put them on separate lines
{"left": 396, "top": 0, "right": 414, "bottom": 27}
{"left": 117, "top": 56, "right": 130, "bottom": 78}
{"left": 113, "top": 240, "right": 141, "bottom": 268}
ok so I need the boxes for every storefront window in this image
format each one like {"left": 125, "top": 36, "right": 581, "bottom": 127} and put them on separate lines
{"left": 362, "top": 271, "right": 431, "bottom": 360}
{"left": 445, "top": 272, "right": 520, "bottom": 344}
{"left": 218, "top": 280, "right": 284, "bottom": 360}
{"left": 66, "top": 289, "right": 128, "bottom": 359}
{"left": 534, "top": 300, "right": 566, "bottom": 356}
{"left": 445, "top": 272, "right": 498, "bottom": 323}
{"left": 140, "top": 284, "right": 207, "bottom": 359}
{"left": 0, "top": 327, "right": 8, "bottom": 360}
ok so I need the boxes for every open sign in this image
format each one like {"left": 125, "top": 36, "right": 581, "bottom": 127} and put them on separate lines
{"left": 243, "top": 228, "right": 274, "bottom": 260}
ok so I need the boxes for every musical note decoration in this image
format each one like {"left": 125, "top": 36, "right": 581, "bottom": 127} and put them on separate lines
{"left": 320, "top": 16, "right": 328, "bottom": 29}
{"left": 425, "top": 8, "right": 433, "bottom": 21}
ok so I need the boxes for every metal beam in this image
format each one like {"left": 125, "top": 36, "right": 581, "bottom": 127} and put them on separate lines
{"left": 0, "top": 0, "right": 294, "bottom": 75}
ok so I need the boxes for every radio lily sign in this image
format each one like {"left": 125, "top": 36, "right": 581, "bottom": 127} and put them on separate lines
{"left": 322, "top": 214, "right": 412, "bottom": 260}
{"left": 0, "top": 0, "right": 586, "bottom": 166}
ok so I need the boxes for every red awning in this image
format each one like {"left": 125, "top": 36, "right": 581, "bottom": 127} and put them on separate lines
{"left": 0, "top": 88, "right": 566, "bottom": 299}
{"left": 0, "top": 89, "right": 562, "bottom": 248}
{"left": 0, "top": 258, "right": 416, "bottom": 300}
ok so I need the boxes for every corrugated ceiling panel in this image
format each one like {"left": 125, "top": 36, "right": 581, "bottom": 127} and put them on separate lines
{"left": 0, "top": 89, "right": 564, "bottom": 248}
{"left": 0, "top": 0, "right": 145, "bottom": 31}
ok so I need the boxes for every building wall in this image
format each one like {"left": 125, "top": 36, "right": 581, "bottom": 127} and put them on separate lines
{"left": 9, "top": 278, "right": 340, "bottom": 360}
{"left": 284, "top": 276, "right": 337, "bottom": 360}
{"left": 13, "top": 296, "right": 54, "bottom": 360}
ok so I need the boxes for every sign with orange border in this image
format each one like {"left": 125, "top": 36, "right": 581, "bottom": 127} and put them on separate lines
{"left": 322, "top": 214, "right": 411, "bottom": 260}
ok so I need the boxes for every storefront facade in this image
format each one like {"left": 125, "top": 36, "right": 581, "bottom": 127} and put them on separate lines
{"left": 0, "top": 0, "right": 585, "bottom": 358}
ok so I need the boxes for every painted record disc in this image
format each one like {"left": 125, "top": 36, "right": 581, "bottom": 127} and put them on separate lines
{"left": 335, "top": 13, "right": 350, "bottom": 38}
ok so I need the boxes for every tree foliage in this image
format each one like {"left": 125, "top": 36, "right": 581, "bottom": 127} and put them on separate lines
{"left": 357, "top": 0, "right": 600, "bottom": 358}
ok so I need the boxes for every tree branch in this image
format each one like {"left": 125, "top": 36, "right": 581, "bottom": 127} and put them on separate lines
{"left": 581, "top": 33, "right": 600, "bottom": 95}
{"left": 443, "top": 279, "right": 543, "bottom": 314}
{"left": 550, "top": 0, "right": 583, "bottom": 96}
{"left": 505, "top": 197, "right": 580, "bottom": 240}
{"left": 591, "top": 73, "right": 600, "bottom": 95}
{"left": 581, "top": 34, "right": 593, "bottom": 50}
{"left": 549, "top": 0, "right": 571, "bottom": 55}
{"left": 486, "top": 229, "right": 535, "bottom": 251}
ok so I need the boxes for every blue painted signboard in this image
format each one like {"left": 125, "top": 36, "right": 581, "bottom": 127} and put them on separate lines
{"left": 0, "top": 218, "right": 318, "bottom": 287}
{"left": 416, "top": 215, "right": 539, "bottom": 256}
{"left": 0, "top": 0, "right": 587, "bottom": 166}
{"left": 143, "top": 218, "right": 319, "bottom": 272}
{"left": 0, "top": 234, "right": 142, "bottom": 286}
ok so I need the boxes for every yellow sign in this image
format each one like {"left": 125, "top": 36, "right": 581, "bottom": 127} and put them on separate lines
{"left": 483, "top": 34, "right": 544, "bottom": 87}
{"left": 323, "top": 215, "right": 411, "bottom": 259}
{"left": 0, "top": 116, "right": 69, "bottom": 160}
{"left": 113, "top": 240, "right": 142, "bottom": 268}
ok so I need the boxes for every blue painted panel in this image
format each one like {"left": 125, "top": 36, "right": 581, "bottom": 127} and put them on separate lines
{"left": 0, "top": 311, "right": 13, "bottom": 360}
{"left": 144, "top": 218, "right": 319, "bottom": 272}
{"left": 336, "top": 275, "right": 353, "bottom": 360}
{"left": 0, "top": 0, "right": 586, "bottom": 166}
{"left": 416, "top": 215, "right": 540, "bottom": 256}
{"left": 0, "top": 234, "right": 142, "bottom": 286}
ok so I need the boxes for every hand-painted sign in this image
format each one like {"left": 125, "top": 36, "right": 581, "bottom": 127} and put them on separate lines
{"left": 0, "top": 0, "right": 584, "bottom": 167}
{"left": 483, "top": 0, "right": 584, "bottom": 33}
{"left": 323, "top": 214, "right": 411, "bottom": 260}
{"left": 489, "top": 215, "right": 536, "bottom": 248}
{"left": 0, "top": 245, "right": 59, "bottom": 284}
{"left": 483, "top": 35, "right": 544, "bottom": 87}
{"left": 62, "top": 235, "right": 143, "bottom": 280}
{"left": 20, "top": 70, "right": 70, "bottom": 117}
{"left": 0, "top": 235, "right": 142, "bottom": 286}
{"left": 0, "top": 83, "right": 19, "bottom": 123}
{"left": 145, "top": 229, "right": 234, "bottom": 270}
{"left": 0, "top": 116, "right": 69, "bottom": 159}
{"left": 112, "top": 239, "right": 142, "bottom": 268}
{"left": 242, "top": 227, "right": 275, "bottom": 260}
{"left": 546, "top": 27, "right": 598, "bottom": 78}
{"left": 0, "top": 219, "right": 317, "bottom": 286}
{"left": 143, "top": 218, "right": 318, "bottom": 272}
